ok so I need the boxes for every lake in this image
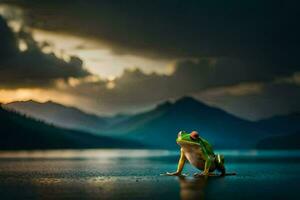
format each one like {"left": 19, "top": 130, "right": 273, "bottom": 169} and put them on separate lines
{"left": 0, "top": 149, "right": 300, "bottom": 200}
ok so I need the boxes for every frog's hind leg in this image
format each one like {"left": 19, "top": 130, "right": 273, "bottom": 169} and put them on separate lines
{"left": 219, "top": 166, "right": 226, "bottom": 176}
{"left": 194, "top": 155, "right": 221, "bottom": 177}
{"left": 193, "top": 172, "right": 216, "bottom": 177}
{"left": 216, "top": 154, "right": 226, "bottom": 176}
{"left": 194, "top": 156, "right": 214, "bottom": 177}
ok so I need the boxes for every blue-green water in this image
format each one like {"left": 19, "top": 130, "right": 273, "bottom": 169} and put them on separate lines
{"left": 0, "top": 150, "right": 299, "bottom": 200}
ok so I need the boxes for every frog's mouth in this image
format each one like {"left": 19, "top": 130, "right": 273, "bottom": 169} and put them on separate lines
{"left": 176, "top": 138, "right": 200, "bottom": 146}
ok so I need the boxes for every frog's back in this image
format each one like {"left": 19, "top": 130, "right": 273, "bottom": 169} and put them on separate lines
{"left": 200, "top": 137, "right": 214, "bottom": 156}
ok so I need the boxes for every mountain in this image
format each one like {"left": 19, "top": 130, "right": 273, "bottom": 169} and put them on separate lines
{"left": 254, "top": 113, "right": 300, "bottom": 135}
{"left": 7, "top": 97, "right": 298, "bottom": 150}
{"left": 4, "top": 100, "right": 109, "bottom": 134}
{"left": 257, "top": 132, "right": 300, "bottom": 149}
{"left": 0, "top": 105, "right": 143, "bottom": 150}
{"left": 104, "top": 97, "right": 268, "bottom": 149}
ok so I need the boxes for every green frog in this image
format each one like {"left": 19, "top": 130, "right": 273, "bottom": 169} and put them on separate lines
{"left": 166, "top": 131, "right": 226, "bottom": 177}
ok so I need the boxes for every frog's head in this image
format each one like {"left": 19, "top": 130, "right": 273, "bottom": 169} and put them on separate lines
{"left": 176, "top": 130, "right": 201, "bottom": 147}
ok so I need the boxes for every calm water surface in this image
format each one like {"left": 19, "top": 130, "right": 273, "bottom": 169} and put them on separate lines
{"left": 0, "top": 149, "right": 299, "bottom": 200}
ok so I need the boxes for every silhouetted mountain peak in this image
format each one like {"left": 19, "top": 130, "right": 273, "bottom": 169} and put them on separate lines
{"left": 153, "top": 97, "right": 210, "bottom": 114}
{"left": 175, "top": 96, "right": 207, "bottom": 106}
{"left": 172, "top": 96, "right": 212, "bottom": 111}
{"left": 155, "top": 101, "right": 172, "bottom": 110}
{"left": 45, "top": 100, "right": 56, "bottom": 104}
{"left": 6, "top": 100, "right": 44, "bottom": 107}
{"left": 8, "top": 99, "right": 35, "bottom": 104}
{"left": 26, "top": 99, "right": 36, "bottom": 103}
{"left": 44, "top": 100, "right": 68, "bottom": 108}
{"left": 4, "top": 100, "right": 108, "bottom": 134}
{"left": 0, "top": 106, "right": 144, "bottom": 150}
{"left": 177, "top": 96, "right": 197, "bottom": 102}
{"left": 11, "top": 100, "right": 79, "bottom": 113}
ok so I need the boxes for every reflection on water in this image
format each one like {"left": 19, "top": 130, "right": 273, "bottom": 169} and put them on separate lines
{"left": 1, "top": 149, "right": 300, "bottom": 159}
{"left": 178, "top": 176, "right": 208, "bottom": 200}
{"left": 0, "top": 149, "right": 177, "bottom": 159}
{"left": 0, "top": 149, "right": 300, "bottom": 200}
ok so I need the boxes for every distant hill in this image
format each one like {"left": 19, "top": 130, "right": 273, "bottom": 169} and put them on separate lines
{"left": 104, "top": 97, "right": 268, "bottom": 149}
{"left": 254, "top": 113, "right": 300, "bottom": 135}
{"left": 257, "top": 132, "right": 300, "bottom": 149}
{"left": 4, "top": 100, "right": 110, "bottom": 134}
{"left": 6, "top": 97, "right": 299, "bottom": 150}
{"left": 0, "top": 105, "right": 143, "bottom": 150}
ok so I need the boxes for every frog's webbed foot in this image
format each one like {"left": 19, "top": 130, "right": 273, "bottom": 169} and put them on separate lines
{"left": 193, "top": 172, "right": 206, "bottom": 177}
{"left": 162, "top": 172, "right": 187, "bottom": 177}
{"left": 193, "top": 172, "right": 215, "bottom": 177}
{"left": 166, "top": 171, "right": 181, "bottom": 176}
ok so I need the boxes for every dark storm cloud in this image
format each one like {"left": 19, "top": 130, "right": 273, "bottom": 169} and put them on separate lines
{"left": 4, "top": 0, "right": 300, "bottom": 58}
{"left": 1, "top": 0, "right": 300, "bottom": 118}
{"left": 54, "top": 59, "right": 283, "bottom": 112}
{"left": 0, "top": 16, "right": 90, "bottom": 88}
{"left": 5, "top": 0, "right": 300, "bottom": 83}
{"left": 57, "top": 59, "right": 300, "bottom": 118}
{"left": 109, "top": 59, "right": 300, "bottom": 100}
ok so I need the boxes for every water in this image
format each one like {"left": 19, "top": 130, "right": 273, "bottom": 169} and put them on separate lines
{"left": 0, "top": 149, "right": 299, "bottom": 200}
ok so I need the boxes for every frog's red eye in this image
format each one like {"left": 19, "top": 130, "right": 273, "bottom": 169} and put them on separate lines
{"left": 190, "top": 131, "right": 199, "bottom": 140}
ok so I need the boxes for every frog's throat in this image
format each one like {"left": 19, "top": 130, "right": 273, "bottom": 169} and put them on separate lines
{"left": 176, "top": 139, "right": 200, "bottom": 146}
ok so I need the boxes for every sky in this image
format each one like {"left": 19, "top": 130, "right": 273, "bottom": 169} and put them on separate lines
{"left": 0, "top": 0, "right": 299, "bottom": 120}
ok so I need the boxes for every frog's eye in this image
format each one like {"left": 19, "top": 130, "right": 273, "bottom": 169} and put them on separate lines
{"left": 190, "top": 131, "right": 199, "bottom": 140}
{"left": 178, "top": 131, "right": 184, "bottom": 138}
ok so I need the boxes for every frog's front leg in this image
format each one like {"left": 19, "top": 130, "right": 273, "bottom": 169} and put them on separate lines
{"left": 194, "top": 156, "right": 213, "bottom": 177}
{"left": 165, "top": 148, "right": 186, "bottom": 176}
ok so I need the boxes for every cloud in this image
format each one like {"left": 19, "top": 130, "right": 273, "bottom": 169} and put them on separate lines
{"left": 0, "top": 15, "right": 90, "bottom": 88}
{"left": 4, "top": 1, "right": 300, "bottom": 85}
{"left": 51, "top": 59, "right": 300, "bottom": 119}
{"left": 0, "top": 48, "right": 298, "bottom": 120}
{"left": 196, "top": 80, "right": 300, "bottom": 120}
{"left": 5, "top": 0, "right": 300, "bottom": 59}
{"left": 1, "top": 1, "right": 300, "bottom": 119}
{"left": 197, "top": 83, "right": 264, "bottom": 97}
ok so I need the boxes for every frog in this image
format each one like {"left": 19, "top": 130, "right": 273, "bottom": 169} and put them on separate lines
{"left": 165, "top": 130, "right": 226, "bottom": 177}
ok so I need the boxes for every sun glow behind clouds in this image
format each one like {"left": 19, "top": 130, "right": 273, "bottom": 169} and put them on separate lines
{"left": 31, "top": 29, "right": 173, "bottom": 78}
{"left": 0, "top": 88, "right": 72, "bottom": 104}
{"left": 0, "top": 4, "right": 175, "bottom": 112}
{"left": 0, "top": 87, "right": 98, "bottom": 115}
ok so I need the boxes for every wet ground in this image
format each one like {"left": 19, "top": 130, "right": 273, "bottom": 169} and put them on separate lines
{"left": 0, "top": 149, "right": 299, "bottom": 200}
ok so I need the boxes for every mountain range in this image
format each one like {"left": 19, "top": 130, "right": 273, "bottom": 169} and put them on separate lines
{"left": 254, "top": 113, "right": 300, "bottom": 135}
{"left": 5, "top": 100, "right": 108, "bottom": 133}
{"left": 0, "top": 105, "right": 143, "bottom": 150}
{"left": 5, "top": 97, "right": 300, "bottom": 149}
{"left": 257, "top": 132, "right": 300, "bottom": 149}
{"left": 101, "top": 97, "right": 269, "bottom": 149}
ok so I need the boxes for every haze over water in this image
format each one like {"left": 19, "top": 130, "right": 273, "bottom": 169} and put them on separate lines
{"left": 0, "top": 149, "right": 299, "bottom": 200}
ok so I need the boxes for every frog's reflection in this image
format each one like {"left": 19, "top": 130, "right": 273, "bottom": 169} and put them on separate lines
{"left": 178, "top": 176, "right": 208, "bottom": 200}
